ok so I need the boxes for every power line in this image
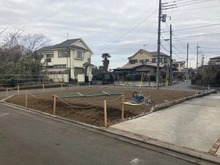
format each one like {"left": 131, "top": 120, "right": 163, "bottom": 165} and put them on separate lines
{"left": 162, "top": 22, "right": 220, "bottom": 33}
{"left": 201, "top": 46, "right": 220, "bottom": 49}
{"left": 176, "top": 0, "right": 214, "bottom": 8}
{"left": 177, "top": 32, "right": 220, "bottom": 39}
{"left": 174, "top": 4, "right": 220, "bottom": 11}
{"left": 97, "top": 10, "right": 158, "bottom": 53}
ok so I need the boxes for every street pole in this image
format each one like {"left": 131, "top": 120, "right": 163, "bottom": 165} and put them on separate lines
{"left": 169, "top": 24, "right": 172, "bottom": 85}
{"left": 186, "top": 43, "right": 189, "bottom": 80}
{"left": 156, "top": 0, "right": 162, "bottom": 90}
{"left": 187, "top": 43, "right": 189, "bottom": 69}
{"left": 196, "top": 44, "right": 200, "bottom": 69}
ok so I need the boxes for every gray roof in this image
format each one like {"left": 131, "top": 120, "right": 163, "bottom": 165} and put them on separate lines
{"left": 37, "top": 46, "right": 54, "bottom": 52}
{"left": 37, "top": 38, "right": 87, "bottom": 52}
{"left": 53, "top": 38, "right": 81, "bottom": 48}
{"left": 210, "top": 56, "right": 220, "bottom": 59}
{"left": 149, "top": 51, "right": 169, "bottom": 57}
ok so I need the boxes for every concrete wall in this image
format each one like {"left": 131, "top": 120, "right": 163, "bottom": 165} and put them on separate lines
{"left": 114, "top": 81, "right": 165, "bottom": 87}
{"left": 48, "top": 74, "right": 68, "bottom": 82}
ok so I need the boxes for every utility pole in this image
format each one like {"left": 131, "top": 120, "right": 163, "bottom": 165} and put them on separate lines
{"left": 169, "top": 24, "right": 172, "bottom": 85}
{"left": 156, "top": 0, "right": 162, "bottom": 90}
{"left": 186, "top": 43, "right": 189, "bottom": 80}
{"left": 196, "top": 44, "right": 200, "bottom": 69}
{"left": 187, "top": 43, "right": 189, "bottom": 69}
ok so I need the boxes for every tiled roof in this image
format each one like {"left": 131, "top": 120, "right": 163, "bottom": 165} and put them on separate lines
{"left": 149, "top": 51, "right": 169, "bottom": 57}
{"left": 37, "top": 46, "right": 54, "bottom": 52}
{"left": 115, "top": 62, "right": 164, "bottom": 70}
{"left": 210, "top": 56, "right": 220, "bottom": 59}
{"left": 37, "top": 38, "right": 87, "bottom": 52}
{"left": 53, "top": 38, "right": 81, "bottom": 48}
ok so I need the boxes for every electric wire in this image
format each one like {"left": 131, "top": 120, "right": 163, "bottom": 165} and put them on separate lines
{"left": 97, "top": 10, "right": 158, "bottom": 53}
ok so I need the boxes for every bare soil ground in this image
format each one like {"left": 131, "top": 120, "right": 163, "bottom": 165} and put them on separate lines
{"left": 6, "top": 87, "right": 194, "bottom": 127}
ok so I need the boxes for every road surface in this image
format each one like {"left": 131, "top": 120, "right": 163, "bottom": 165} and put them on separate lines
{"left": 0, "top": 103, "right": 216, "bottom": 165}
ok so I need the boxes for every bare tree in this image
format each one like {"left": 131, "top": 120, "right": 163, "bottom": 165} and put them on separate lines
{"left": 20, "top": 33, "right": 51, "bottom": 55}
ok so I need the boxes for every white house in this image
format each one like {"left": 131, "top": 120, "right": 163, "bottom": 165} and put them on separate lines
{"left": 37, "top": 38, "right": 94, "bottom": 83}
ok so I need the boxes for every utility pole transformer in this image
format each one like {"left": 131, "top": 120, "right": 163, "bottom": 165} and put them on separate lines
{"left": 156, "top": 0, "right": 162, "bottom": 90}
{"left": 169, "top": 24, "right": 172, "bottom": 85}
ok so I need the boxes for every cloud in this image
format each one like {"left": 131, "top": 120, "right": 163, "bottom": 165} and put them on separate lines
{"left": 0, "top": 0, "right": 220, "bottom": 68}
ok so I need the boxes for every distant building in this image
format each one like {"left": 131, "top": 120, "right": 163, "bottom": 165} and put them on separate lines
{"left": 113, "top": 49, "right": 170, "bottom": 76}
{"left": 209, "top": 56, "right": 220, "bottom": 65}
{"left": 37, "top": 38, "right": 94, "bottom": 83}
{"left": 172, "top": 60, "right": 186, "bottom": 71}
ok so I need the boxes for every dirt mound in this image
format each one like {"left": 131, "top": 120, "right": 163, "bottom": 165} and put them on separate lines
{"left": 6, "top": 87, "right": 194, "bottom": 127}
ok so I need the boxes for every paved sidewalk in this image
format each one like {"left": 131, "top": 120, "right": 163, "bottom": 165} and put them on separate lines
{"left": 111, "top": 93, "right": 220, "bottom": 157}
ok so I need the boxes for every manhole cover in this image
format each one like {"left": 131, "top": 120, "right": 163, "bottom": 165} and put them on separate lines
{"left": 0, "top": 113, "right": 9, "bottom": 117}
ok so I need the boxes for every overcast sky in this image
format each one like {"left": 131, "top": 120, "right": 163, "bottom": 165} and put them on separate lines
{"left": 1, "top": 0, "right": 220, "bottom": 69}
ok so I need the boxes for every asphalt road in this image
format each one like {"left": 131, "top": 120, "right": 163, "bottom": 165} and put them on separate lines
{"left": 0, "top": 103, "right": 216, "bottom": 165}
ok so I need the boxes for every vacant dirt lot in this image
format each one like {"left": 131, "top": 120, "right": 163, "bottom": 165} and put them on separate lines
{"left": 6, "top": 87, "right": 194, "bottom": 127}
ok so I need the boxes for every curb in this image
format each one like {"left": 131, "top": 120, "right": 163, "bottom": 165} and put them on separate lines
{"left": 1, "top": 99, "right": 220, "bottom": 164}
{"left": 150, "top": 89, "right": 217, "bottom": 112}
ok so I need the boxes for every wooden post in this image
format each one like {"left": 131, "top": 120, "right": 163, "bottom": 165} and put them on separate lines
{"left": 25, "top": 90, "right": 28, "bottom": 107}
{"left": 121, "top": 95, "right": 125, "bottom": 120}
{"left": 5, "top": 88, "right": 8, "bottom": 98}
{"left": 89, "top": 82, "right": 90, "bottom": 87}
{"left": 17, "top": 85, "right": 20, "bottom": 96}
{"left": 104, "top": 100, "right": 107, "bottom": 128}
{"left": 208, "top": 85, "right": 210, "bottom": 90}
{"left": 61, "top": 83, "right": 63, "bottom": 90}
{"left": 42, "top": 84, "right": 45, "bottom": 92}
{"left": 53, "top": 95, "right": 56, "bottom": 115}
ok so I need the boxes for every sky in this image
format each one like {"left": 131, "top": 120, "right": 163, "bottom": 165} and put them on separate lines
{"left": 0, "top": 0, "right": 220, "bottom": 69}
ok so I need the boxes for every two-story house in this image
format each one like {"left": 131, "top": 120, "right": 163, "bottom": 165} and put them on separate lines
{"left": 114, "top": 49, "right": 170, "bottom": 76}
{"left": 37, "top": 38, "right": 94, "bottom": 83}
{"left": 209, "top": 56, "right": 220, "bottom": 65}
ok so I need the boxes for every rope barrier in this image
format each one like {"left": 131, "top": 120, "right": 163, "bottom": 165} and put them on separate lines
{"left": 107, "top": 95, "right": 123, "bottom": 102}
{"left": 56, "top": 96, "right": 100, "bottom": 109}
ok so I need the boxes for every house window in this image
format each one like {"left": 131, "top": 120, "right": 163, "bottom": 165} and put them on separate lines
{"left": 152, "top": 58, "right": 157, "bottom": 63}
{"left": 76, "top": 51, "right": 84, "bottom": 59}
{"left": 129, "top": 59, "right": 137, "bottom": 64}
{"left": 164, "top": 57, "right": 168, "bottom": 63}
{"left": 74, "top": 67, "right": 84, "bottom": 75}
{"left": 216, "top": 61, "right": 220, "bottom": 65}
{"left": 140, "top": 59, "right": 149, "bottom": 63}
{"left": 88, "top": 58, "right": 91, "bottom": 64}
{"left": 54, "top": 65, "right": 66, "bottom": 68}
{"left": 58, "top": 50, "right": 68, "bottom": 58}
{"left": 45, "top": 54, "right": 53, "bottom": 62}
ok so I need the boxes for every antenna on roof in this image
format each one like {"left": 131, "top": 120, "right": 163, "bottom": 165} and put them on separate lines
{"left": 143, "top": 44, "right": 147, "bottom": 50}
{"left": 67, "top": 33, "right": 69, "bottom": 40}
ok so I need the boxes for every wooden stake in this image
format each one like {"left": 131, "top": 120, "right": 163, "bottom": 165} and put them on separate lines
{"left": 121, "top": 95, "right": 125, "bottom": 120}
{"left": 17, "top": 85, "right": 20, "bottom": 96}
{"left": 5, "top": 88, "right": 8, "bottom": 98}
{"left": 104, "top": 100, "right": 107, "bottom": 128}
{"left": 53, "top": 95, "right": 56, "bottom": 115}
{"left": 25, "top": 90, "right": 28, "bottom": 107}
{"left": 61, "top": 83, "right": 63, "bottom": 90}
{"left": 42, "top": 84, "right": 45, "bottom": 92}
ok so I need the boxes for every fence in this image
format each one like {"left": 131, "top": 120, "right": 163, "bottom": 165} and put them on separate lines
{"left": 0, "top": 74, "right": 51, "bottom": 87}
